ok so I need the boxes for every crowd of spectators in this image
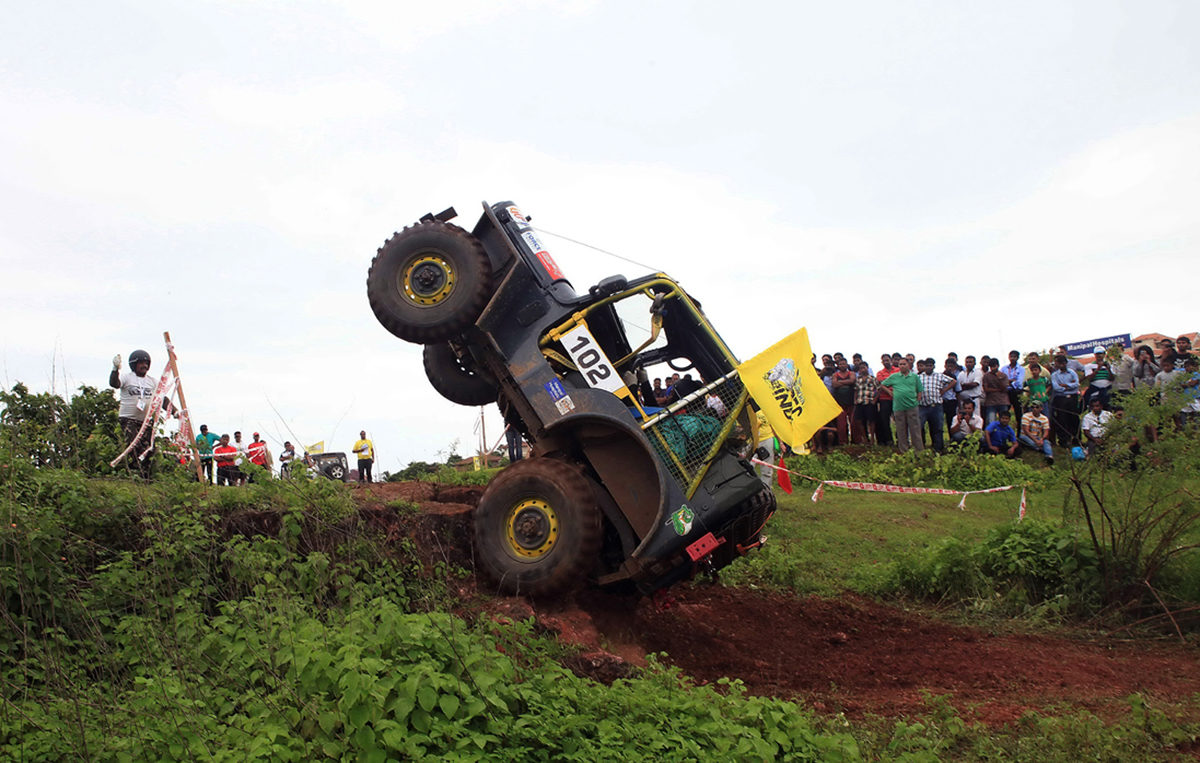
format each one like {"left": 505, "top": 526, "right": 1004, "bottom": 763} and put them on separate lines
{"left": 193, "top": 429, "right": 375, "bottom": 485}
{"left": 811, "top": 335, "right": 1199, "bottom": 463}
{"left": 193, "top": 427, "right": 274, "bottom": 486}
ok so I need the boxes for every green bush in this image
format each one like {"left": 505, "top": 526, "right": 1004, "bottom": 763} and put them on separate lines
{"left": 786, "top": 440, "right": 1059, "bottom": 493}
{"left": 2, "top": 469, "right": 869, "bottom": 761}
{"left": 881, "top": 520, "right": 1101, "bottom": 617}
{"left": 0, "top": 382, "right": 122, "bottom": 474}
{"left": 429, "top": 465, "right": 501, "bottom": 486}
{"left": 1062, "top": 385, "right": 1200, "bottom": 613}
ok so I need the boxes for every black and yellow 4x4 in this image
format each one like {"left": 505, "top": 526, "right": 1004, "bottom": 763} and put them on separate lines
{"left": 367, "top": 201, "right": 775, "bottom": 596}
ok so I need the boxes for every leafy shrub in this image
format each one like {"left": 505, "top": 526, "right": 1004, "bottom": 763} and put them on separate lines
{"left": 428, "top": 465, "right": 501, "bottom": 486}
{"left": 0, "top": 382, "right": 122, "bottom": 474}
{"left": 1063, "top": 386, "right": 1200, "bottom": 614}
{"left": 786, "top": 440, "right": 1059, "bottom": 493}
{"left": 2, "top": 467, "right": 869, "bottom": 760}
{"left": 887, "top": 536, "right": 989, "bottom": 602}
{"left": 977, "top": 520, "right": 1100, "bottom": 610}
{"left": 882, "top": 520, "right": 1101, "bottom": 616}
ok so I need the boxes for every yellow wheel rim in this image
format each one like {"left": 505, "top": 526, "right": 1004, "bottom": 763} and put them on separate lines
{"left": 505, "top": 498, "right": 558, "bottom": 559}
{"left": 401, "top": 253, "right": 456, "bottom": 306}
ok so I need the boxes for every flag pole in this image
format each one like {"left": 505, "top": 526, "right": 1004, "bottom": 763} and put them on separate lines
{"left": 164, "top": 331, "right": 204, "bottom": 484}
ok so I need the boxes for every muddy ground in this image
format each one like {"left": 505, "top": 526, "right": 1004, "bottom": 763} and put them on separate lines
{"left": 351, "top": 481, "right": 1200, "bottom": 723}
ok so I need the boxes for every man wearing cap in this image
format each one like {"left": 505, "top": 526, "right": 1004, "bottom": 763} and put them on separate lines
{"left": 247, "top": 432, "right": 270, "bottom": 481}
{"left": 1083, "top": 346, "right": 1114, "bottom": 409}
{"left": 353, "top": 430, "right": 375, "bottom": 483}
{"left": 195, "top": 424, "right": 219, "bottom": 483}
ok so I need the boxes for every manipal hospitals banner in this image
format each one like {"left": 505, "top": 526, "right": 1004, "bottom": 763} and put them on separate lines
{"left": 1062, "top": 334, "right": 1131, "bottom": 357}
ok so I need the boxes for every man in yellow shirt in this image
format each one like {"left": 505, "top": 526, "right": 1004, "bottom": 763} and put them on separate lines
{"left": 352, "top": 430, "right": 375, "bottom": 483}
{"left": 755, "top": 410, "right": 775, "bottom": 486}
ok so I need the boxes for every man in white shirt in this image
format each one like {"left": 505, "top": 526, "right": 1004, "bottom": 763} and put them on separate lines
{"left": 949, "top": 400, "right": 984, "bottom": 443}
{"left": 233, "top": 431, "right": 248, "bottom": 485}
{"left": 1080, "top": 398, "right": 1113, "bottom": 457}
{"left": 957, "top": 355, "right": 984, "bottom": 416}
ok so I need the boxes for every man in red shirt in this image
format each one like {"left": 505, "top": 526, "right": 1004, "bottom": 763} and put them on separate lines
{"left": 247, "top": 432, "right": 270, "bottom": 481}
{"left": 875, "top": 354, "right": 899, "bottom": 446}
{"left": 213, "top": 434, "right": 239, "bottom": 486}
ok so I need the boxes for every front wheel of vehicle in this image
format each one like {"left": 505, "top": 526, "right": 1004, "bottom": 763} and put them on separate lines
{"left": 474, "top": 458, "right": 602, "bottom": 597}
{"left": 366, "top": 221, "right": 492, "bottom": 344}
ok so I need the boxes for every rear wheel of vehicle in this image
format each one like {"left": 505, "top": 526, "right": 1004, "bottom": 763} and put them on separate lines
{"left": 327, "top": 463, "right": 346, "bottom": 481}
{"left": 474, "top": 458, "right": 602, "bottom": 597}
{"left": 423, "top": 342, "right": 498, "bottom": 406}
{"left": 366, "top": 221, "right": 492, "bottom": 343}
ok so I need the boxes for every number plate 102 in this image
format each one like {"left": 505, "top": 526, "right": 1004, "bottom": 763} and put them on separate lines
{"left": 561, "top": 324, "right": 631, "bottom": 398}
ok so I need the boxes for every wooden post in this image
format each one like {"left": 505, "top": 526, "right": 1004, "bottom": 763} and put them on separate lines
{"left": 479, "top": 406, "right": 487, "bottom": 468}
{"left": 164, "top": 331, "right": 205, "bottom": 484}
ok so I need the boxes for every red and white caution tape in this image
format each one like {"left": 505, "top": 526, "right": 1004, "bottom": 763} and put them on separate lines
{"left": 752, "top": 457, "right": 1027, "bottom": 515}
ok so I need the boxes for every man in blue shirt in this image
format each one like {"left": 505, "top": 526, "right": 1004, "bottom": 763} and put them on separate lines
{"left": 985, "top": 410, "right": 1019, "bottom": 457}
{"left": 1050, "top": 354, "right": 1082, "bottom": 446}
{"left": 1002, "top": 350, "right": 1026, "bottom": 421}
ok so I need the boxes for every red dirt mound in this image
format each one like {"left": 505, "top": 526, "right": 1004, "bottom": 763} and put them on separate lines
{"left": 355, "top": 483, "right": 1200, "bottom": 722}
{"left": 352, "top": 481, "right": 477, "bottom": 568}
{"left": 570, "top": 586, "right": 1200, "bottom": 722}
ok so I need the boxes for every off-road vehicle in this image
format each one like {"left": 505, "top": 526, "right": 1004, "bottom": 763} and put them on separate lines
{"left": 309, "top": 452, "right": 350, "bottom": 482}
{"left": 367, "top": 201, "right": 775, "bottom": 596}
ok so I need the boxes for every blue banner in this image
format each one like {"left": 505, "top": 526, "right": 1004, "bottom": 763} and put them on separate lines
{"left": 1062, "top": 334, "right": 1131, "bottom": 357}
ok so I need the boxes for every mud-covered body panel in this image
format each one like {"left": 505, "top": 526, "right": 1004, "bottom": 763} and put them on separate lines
{"left": 382, "top": 200, "right": 773, "bottom": 593}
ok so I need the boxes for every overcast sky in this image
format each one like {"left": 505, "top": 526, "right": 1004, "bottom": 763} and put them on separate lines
{"left": 2, "top": 1, "right": 1197, "bottom": 470}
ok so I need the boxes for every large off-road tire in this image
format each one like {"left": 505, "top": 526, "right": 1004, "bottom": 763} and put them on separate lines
{"left": 474, "top": 458, "right": 603, "bottom": 597}
{"left": 423, "top": 342, "right": 498, "bottom": 406}
{"left": 366, "top": 221, "right": 492, "bottom": 344}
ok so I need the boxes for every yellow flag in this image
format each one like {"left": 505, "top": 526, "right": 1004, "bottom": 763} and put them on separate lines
{"left": 736, "top": 327, "right": 841, "bottom": 448}
{"left": 306, "top": 441, "right": 324, "bottom": 455}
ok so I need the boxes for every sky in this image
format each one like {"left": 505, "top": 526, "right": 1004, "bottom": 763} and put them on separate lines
{"left": 2, "top": 1, "right": 1198, "bottom": 471}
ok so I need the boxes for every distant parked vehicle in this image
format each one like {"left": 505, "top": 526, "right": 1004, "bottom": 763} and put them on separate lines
{"left": 308, "top": 452, "right": 350, "bottom": 482}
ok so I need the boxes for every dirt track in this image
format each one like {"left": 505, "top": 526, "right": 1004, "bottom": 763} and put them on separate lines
{"left": 353, "top": 482, "right": 1200, "bottom": 722}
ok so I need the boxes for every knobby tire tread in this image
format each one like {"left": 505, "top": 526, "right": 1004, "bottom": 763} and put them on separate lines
{"left": 474, "top": 458, "right": 602, "bottom": 598}
{"left": 366, "top": 220, "right": 492, "bottom": 344}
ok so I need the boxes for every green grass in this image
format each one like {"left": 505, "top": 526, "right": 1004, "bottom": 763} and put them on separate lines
{"left": 725, "top": 485, "right": 1057, "bottom": 596}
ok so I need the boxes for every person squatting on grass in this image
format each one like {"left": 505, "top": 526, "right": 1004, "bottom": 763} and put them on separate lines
{"left": 984, "top": 410, "right": 1020, "bottom": 458}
